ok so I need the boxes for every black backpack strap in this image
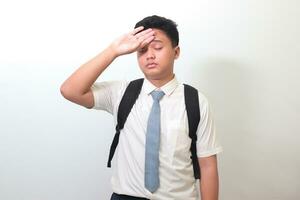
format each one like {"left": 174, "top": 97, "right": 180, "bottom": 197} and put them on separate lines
{"left": 184, "top": 84, "right": 201, "bottom": 179}
{"left": 107, "top": 78, "right": 144, "bottom": 167}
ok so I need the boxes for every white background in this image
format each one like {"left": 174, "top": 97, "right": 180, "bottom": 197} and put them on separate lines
{"left": 0, "top": 0, "right": 299, "bottom": 199}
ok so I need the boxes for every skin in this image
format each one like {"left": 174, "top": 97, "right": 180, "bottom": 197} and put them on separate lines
{"left": 199, "top": 155, "right": 219, "bottom": 200}
{"left": 60, "top": 26, "right": 219, "bottom": 200}
{"left": 136, "top": 29, "right": 180, "bottom": 87}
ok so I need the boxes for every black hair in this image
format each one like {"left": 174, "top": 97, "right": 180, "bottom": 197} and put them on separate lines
{"left": 134, "top": 15, "right": 179, "bottom": 47}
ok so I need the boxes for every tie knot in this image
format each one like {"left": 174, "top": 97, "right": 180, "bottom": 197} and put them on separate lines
{"left": 151, "top": 90, "right": 165, "bottom": 101}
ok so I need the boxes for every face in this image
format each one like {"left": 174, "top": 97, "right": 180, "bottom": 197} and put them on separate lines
{"left": 137, "top": 29, "right": 180, "bottom": 82}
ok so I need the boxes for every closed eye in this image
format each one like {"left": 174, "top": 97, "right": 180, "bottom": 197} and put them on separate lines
{"left": 154, "top": 47, "right": 163, "bottom": 50}
{"left": 138, "top": 48, "right": 147, "bottom": 54}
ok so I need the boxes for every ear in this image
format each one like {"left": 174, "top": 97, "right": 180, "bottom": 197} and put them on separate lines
{"left": 174, "top": 46, "right": 180, "bottom": 59}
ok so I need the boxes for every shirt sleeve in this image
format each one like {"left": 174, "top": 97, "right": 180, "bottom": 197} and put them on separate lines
{"left": 91, "top": 80, "right": 128, "bottom": 115}
{"left": 196, "top": 92, "right": 223, "bottom": 157}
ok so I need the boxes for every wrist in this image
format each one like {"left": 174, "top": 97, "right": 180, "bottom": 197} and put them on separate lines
{"left": 107, "top": 43, "right": 120, "bottom": 58}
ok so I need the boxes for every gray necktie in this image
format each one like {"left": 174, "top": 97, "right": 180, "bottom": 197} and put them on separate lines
{"left": 145, "top": 90, "right": 165, "bottom": 193}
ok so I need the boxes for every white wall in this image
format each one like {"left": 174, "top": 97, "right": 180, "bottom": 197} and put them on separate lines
{"left": 0, "top": 0, "right": 299, "bottom": 199}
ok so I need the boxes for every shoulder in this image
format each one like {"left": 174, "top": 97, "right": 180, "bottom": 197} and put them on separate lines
{"left": 181, "top": 83, "right": 209, "bottom": 102}
{"left": 91, "top": 79, "right": 131, "bottom": 112}
{"left": 197, "top": 90, "right": 209, "bottom": 108}
{"left": 181, "top": 83, "right": 210, "bottom": 112}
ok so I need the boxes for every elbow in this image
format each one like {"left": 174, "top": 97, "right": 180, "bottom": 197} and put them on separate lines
{"left": 60, "top": 83, "right": 73, "bottom": 100}
{"left": 60, "top": 83, "right": 94, "bottom": 109}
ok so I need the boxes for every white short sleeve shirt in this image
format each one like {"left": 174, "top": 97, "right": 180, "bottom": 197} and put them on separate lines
{"left": 91, "top": 76, "right": 222, "bottom": 200}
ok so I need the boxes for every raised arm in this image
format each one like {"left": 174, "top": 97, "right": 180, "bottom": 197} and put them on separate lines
{"left": 60, "top": 26, "right": 155, "bottom": 108}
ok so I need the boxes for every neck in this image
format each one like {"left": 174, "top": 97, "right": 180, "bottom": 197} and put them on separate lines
{"left": 146, "top": 74, "right": 175, "bottom": 88}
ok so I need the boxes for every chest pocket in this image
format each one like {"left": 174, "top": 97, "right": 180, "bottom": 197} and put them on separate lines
{"left": 167, "top": 120, "right": 192, "bottom": 164}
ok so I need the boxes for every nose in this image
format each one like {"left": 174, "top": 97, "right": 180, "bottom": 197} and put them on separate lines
{"left": 146, "top": 49, "right": 156, "bottom": 60}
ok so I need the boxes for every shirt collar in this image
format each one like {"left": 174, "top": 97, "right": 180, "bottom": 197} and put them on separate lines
{"left": 142, "top": 75, "right": 179, "bottom": 97}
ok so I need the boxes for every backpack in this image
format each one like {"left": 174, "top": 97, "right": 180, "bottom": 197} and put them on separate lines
{"left": 107, "top": 78, "right": 201, "bottom": 179}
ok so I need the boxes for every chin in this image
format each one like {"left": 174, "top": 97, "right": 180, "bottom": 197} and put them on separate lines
{"left": 144, "top": 72, "right": 168, "bottom": 80}
{"left": 141, "top": 68, "right": 159, "bottom": 75}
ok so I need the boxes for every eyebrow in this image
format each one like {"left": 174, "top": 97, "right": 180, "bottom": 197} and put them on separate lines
{"left": 152, "top": 40, "right": 163, "bottom": 43}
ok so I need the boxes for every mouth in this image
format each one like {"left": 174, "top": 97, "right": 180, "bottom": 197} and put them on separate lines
{"left": 146, "top": 63, "right": 158, "bottom": 69}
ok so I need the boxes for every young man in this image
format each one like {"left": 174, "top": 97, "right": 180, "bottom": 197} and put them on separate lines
{"left": 60, "top": 15, "right": 222, "bottom": 200}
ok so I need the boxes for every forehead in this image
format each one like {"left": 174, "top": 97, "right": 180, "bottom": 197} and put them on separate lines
{"left": 151, "top": 29, "right": 172, "bottom": 45}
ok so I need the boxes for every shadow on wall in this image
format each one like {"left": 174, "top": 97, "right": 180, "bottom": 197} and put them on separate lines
{"left": 189, "top": 57, "right": 255, "bottom": 137}
{"left": 188, "top": 57, "right": 265, "bottom": 199}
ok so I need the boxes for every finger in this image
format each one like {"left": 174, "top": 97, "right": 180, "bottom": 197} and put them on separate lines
{"left": 137, "top": 30, "right": 155, "bottom": 42}
{"left": 140, "top": 36, "right": 155, "bottom": 48}
{"left": 134, "top": 28, "right": 153, "bottom": 38}
{"left": 131, "top": 26, "right": 144, "bottom": 35}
